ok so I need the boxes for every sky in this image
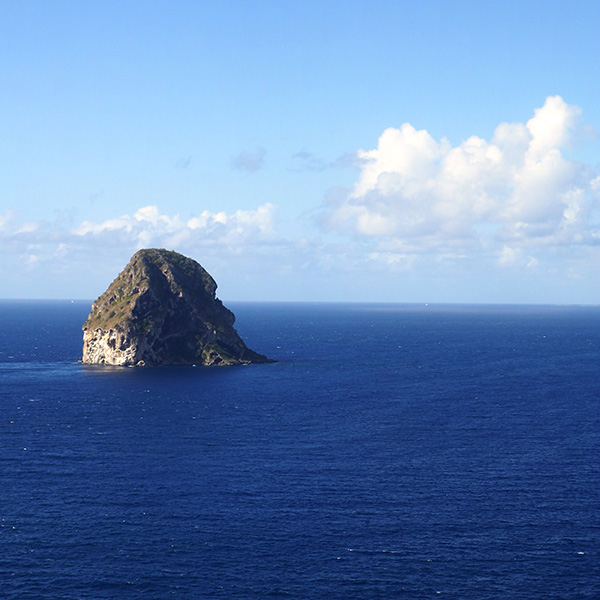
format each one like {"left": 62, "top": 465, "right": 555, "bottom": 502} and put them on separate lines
{"left": 1, "top": 0, "right": 599, "bottom": 304}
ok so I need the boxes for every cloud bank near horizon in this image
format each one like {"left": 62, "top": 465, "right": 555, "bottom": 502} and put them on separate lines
{"left": 1, "top": 96, "right": 598, "bottom": 301}
{"left": 73, "top": 203, "right": 278, "bottom": 249}
{"left": 0, "top": 203, "right": 279, "bottom": 254}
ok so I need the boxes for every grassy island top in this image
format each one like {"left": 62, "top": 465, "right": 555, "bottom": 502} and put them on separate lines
{"left": 83, "top": 248, "right": 219, "bottom": 331}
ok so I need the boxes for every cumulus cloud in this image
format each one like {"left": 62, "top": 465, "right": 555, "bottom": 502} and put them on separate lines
{"left": 231, "top": 147, "right": 267, "bottom": 172}
{"left": 325, "top": 96, "right": 600, "bottom": 263}
{"left": 0, "top": 203, "right": 281, "bottom": 274}
{"left": 72, "top": 203, "right": 278, "bottom": 250}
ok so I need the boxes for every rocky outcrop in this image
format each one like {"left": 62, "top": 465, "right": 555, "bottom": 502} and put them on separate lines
{"left": 82, "top": 249, "right": 272, "bottom": 366}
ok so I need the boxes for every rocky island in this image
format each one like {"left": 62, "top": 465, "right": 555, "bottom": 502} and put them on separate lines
{"left": 82, "top": 248, "right": 272, "bottom": 366}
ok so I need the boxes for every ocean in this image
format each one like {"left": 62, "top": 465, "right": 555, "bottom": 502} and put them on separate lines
{"left": 1, "top": 300, "right": 599, "bottom": 599}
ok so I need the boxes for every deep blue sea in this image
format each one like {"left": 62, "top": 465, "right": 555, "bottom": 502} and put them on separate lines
{"left": 1, "top": 300, "right": 599, "bottom": 599}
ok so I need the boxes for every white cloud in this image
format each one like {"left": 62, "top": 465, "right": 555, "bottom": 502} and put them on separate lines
{"left": 0, "top": 203, "right": 281, "bottom": 274}
{"left": 368, "top": 251, "right": 416, "bottom": 271}
{"left": 352, "top": 124, "right": 448, "bottom": 199}
{"left": 325, "top": 96, "right": 599, "bottom": 264}
{"left": 1, "top": 97, "right": 598, "bottom": 303}
{"left": 0, "top": 211, "right": 14, "bottom": 231}
{"left": 15, "top": 222, "right": 40, "bottom": 234}
{"left": 72, "top": 203, "right": 278, "bottom": 250}
{"left": 497, "top": 245, "right": 540, "bottom": 269}
{"left": 526, "top": 95, "right": 581, "bottom": 158}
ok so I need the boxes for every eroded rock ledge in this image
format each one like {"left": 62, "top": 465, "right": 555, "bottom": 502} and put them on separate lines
{"left": 82, "top": 248, "right": 272, "bottom": 366}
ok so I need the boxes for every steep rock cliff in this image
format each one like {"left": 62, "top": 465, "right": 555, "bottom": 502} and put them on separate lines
{"left": 82, "top": 249, "right": 272, "bottom": 366}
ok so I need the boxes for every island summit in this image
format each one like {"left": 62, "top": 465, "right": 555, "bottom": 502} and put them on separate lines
{"left": 82, "top": 248, "right": 272, "bottom": 367}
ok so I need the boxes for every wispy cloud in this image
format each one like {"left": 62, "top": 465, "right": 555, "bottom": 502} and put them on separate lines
{"left": 291, "top": 150, "right": 359, "bottom": 172}
{"left": 175, "top": 156, "right": 192, "bottom": 169}
{"left": 231, "top": 147, "right": 267, "bottom": 172}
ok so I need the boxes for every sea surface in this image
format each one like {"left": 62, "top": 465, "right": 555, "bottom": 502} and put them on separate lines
{"left": 1, "top": 300, "right": 599, "bottom": 599}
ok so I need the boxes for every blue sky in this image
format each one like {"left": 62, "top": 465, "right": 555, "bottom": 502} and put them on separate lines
{"left": 2, "top": 0, "right": 599, "bottom": 303}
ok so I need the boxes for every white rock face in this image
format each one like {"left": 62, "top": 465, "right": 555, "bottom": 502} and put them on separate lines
{"left": 82, "top": 328, "right": 144, "bottom": 366}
